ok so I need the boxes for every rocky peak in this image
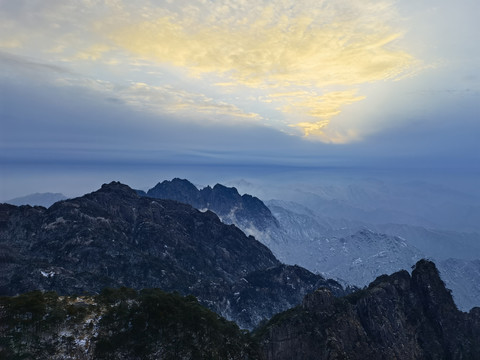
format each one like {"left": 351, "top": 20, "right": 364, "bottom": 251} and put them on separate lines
{"left": 211, "top": 183, "right": 241, "bottom": 197}
{"left": 144, "top": 178, "right": 279, "bottom": 231}
{"left": 96, "top": 181, "right": 141, "bottom": 199}
{"left": 257, "top": 259, "right": 480, "bottom": 359}
{"left": 411, "top": 259, "right": 457, "bottom": 313}
{"left": 147, "top": 178, "right": 200, "bottom": 205}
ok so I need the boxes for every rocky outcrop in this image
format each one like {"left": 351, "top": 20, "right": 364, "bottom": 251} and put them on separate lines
{"left": 0, "top": 181, "right": 345, "bottom": 329}
{"left": 257, "top": 259, "right": 480, "bottom": 359}
{"left": 146, "top": 178, "right": 279, "bottom": 231}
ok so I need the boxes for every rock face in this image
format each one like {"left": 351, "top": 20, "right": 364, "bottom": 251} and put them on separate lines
{"left": 0, "top": 181, "right": 345, "bottom": 329}
{"left": 256, "top": 259, "right": 480, "bottom": 360}
{"left": 146, "top": 178, "right": 279, "bottom": 232}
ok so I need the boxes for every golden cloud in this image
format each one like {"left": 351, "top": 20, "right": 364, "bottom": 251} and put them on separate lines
{"left": 280, "top": 90, "right": 365, "bottom": 118}
{"left": 108, "top": 14, "right": 414, "bottom": 88}
{"left": 0, "top": 0, "right": 420, "bottom": 143}
{"left": 282, "top": 90, "right": 365, "bottom": 141}
{"left": 102, "top": 0, "right": 418, "bottom": 142}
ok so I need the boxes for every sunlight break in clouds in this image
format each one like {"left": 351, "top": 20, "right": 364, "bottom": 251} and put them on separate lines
{"left": 105, "top": 0, "right": 418, "bottom": 142}
{"left": 0, "top": 0, "right": 420, "bottom": 143}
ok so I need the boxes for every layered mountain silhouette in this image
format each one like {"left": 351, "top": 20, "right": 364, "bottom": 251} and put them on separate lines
{"left": 144, "top": 178, "right": 479, "bottom": 312}
{"left": 146, "top": 178, "right": 279, "bottom": 231}
{"left": 0, "top": 181, "right": 345, "bottom": 329}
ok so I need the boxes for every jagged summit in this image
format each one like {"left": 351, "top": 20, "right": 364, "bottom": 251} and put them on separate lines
{"left": 257, "top": 259, "right": 480, "bottom": 359}
{"left": 145, "top": 178, "right": 279, "bottom": 231}
{"left": 147, "top": 178, "right": 200, "bottom": 204}
{"left": 411, "top": 259, "right": 458, "bottom": 316}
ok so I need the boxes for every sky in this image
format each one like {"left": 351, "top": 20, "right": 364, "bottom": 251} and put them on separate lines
{"left": 1, "top": 0, "right": 480, "bottom": 199}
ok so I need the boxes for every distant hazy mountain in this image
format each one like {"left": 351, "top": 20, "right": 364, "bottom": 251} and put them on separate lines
{"left": 374, "top": 223, "right": 480, "bottom": 261}
{"left": 264, "top": 200, "right": 480, "bottom": 311}
{"left": 5, "top": 192, "right": 67, "bottom": 208}
{"left": 267, "top": 180, "right": 480, "bottom": 233}
{"left": 146, "top": 181, "right": 422, "bottom": 289}
{"left": 312, "top": 229, "right": 424, "bottom": 286}
{"left": 438, "top": 258, "right": 480, "bottom": 313}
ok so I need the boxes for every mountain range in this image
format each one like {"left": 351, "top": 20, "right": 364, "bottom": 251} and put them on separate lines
{"left": 0, "top": 181, "right": 346, "bottom": 330}
{"left": 142, "top": 178, "right": 480, "bottom": 312}
{"left": 1, "top": 180, "right": 479, "bottom": 359}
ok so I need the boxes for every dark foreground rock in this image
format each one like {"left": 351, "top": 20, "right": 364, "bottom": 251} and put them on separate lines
{"left": 2, "top": 260, "right": 479, "bottom": 360}
{"left": 256, "top": 259, "right": 480, "bottom": 360}
{"left": 0, "top": 288, "right": 261, "bottom": 359}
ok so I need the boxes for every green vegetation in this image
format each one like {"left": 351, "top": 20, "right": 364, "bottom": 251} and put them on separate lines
{"left": 0, "top": 288, "right": 261, "bottom": 360}
{"left": 94, "top": 288, "right": 259, "bottom": 359}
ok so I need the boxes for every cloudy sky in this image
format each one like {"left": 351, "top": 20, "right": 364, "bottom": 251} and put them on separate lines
{"left": 1, "top": 0, "right": 479, "bottom": 198}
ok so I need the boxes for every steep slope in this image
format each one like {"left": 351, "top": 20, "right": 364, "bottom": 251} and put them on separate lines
{"left": 256, "top": 259, "right": 480, "bottom": 360}
{"left": 0, "top": 288, "right": 261, "bottom": 359}
{"left": 0, "top": 181, "right": 345, "bottom": 329}
{"left": 438, "top": 258, "right": 480, "bottom": 312}
{"left": 262, "top": 200, "right": 424, "bottom": 287}
{"left": 317, "top": 229, "right": 423, "bottom": 286}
